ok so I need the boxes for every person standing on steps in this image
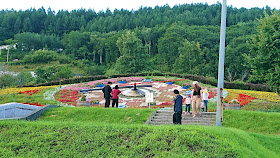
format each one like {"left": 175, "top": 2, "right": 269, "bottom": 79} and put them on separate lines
{"left": 102, "top": 81, "right": 112, "bottom": 108}
{"left": 185, "top": 93, "right": 192, "bottom": 115}
{"left": 111, "top": 85, "right": 121, "bottom": 108}
{"left": 191, "top": 81, "right": 202, "bottom": 117}
{"left": 173, "top": 89, "right": 183, "bottom": 124}
{"left": 202, "top": 88, "right": 209, "bottom": 112}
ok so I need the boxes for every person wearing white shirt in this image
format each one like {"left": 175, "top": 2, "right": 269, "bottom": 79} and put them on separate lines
{"left": 185, "top": 94, "right": 192, "bottom": 115}
{"left": 202, "top": 88, "right": 209, "bottom": 112}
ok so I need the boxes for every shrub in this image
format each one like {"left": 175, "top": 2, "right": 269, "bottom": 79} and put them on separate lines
{"left": 23, "top": 49, "right": 59, "bottom": 64}
{"left": 16, "top": 71, "right": 34, "bottom": 86}
{"left": 55, "top": 66, "right": 73, "bottom": 80}
{"left": 0, "top": 74, "right": 16, "bottom": 88}
{"left": 85, "top": 65, "right": 105, "bottom": 76}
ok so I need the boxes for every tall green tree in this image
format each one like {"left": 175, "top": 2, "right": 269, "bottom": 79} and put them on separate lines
{"left": 173, "top": 39, "right": 204, "bottom": 74}
{"left": 225, "top": 36, "right": 251, "bottom": 82}
{"left": 158, "top": 23, "right": 186, "bottom": 71}
{"left": 247, "top": 11, "right": 280, "bottom": 93}
{"left": 114, "top": 31, "right": 149, "bottom": 73}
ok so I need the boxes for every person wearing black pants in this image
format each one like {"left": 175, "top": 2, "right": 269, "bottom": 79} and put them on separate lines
{"left": 102, "top": 82, "right": 112, "bottom": 108}
{"left": 112, "top": 85, "right": 122, "bottom": 108}
{"left": 173, "top": 89, "right": 183, "bottom": 124}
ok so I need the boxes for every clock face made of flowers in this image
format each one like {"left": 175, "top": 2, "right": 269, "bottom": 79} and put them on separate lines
{"left": 54, "top": 77, "right": 196, "bottom": 108}
{"left": 53, "top": 77, "right": 262, "bottom": 108}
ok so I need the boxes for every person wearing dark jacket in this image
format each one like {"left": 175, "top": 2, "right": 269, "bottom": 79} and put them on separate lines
{"left": 173, "top": 89, "right": 183, "bottom": 124}
{"left": 102, "top": 82, "right": 112, "bottom": 108}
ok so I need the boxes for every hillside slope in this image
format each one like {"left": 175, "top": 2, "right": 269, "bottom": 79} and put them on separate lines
{"left": 0, "top": 107, "right": 279, "bottom": 157}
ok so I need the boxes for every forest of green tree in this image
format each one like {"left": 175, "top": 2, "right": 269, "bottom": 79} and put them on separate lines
{"left": 0, "top": 3, "right": 279, "bottom": 92}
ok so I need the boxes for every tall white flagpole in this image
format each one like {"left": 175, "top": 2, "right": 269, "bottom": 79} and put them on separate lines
{"left": 216, "top": 0, "right": 227, "bottom": 126}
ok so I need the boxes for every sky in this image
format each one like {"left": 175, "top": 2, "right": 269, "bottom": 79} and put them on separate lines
{"left": 1, "top": 0, "right": 280, "bottom": 13}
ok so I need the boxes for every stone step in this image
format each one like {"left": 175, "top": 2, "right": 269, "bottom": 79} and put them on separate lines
{"left": 151, "top": 120, "right": 215, "bottom": 124}
{"left": 152, "top": 118, "right": 215, "bottom": 122}
{"left": 153, "top": 115, "right": 216, "bottom": 119}
{"left": 157, "top": 111, "right": 216, "bottom": 115}
{"left": 153, "top": 116, "right": 215, "bottom": 121}
{"left": 150, "top": 122, "right": 215, "bottom": 126}
{"left": 155, "top": 112, "right": 216, "bottom": 116}
{"left": 147, "top": 110, "right": 216, "bottom": 126}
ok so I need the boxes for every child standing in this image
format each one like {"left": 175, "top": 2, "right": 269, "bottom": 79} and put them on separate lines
{"left": 201, "top": 101, "right": 205, "bottom": 112}
{"left": 202, "top": 88, "right": 209, "bottom": 112}
{"left": 185, "top": 94, "right": 191, "bottom": 115}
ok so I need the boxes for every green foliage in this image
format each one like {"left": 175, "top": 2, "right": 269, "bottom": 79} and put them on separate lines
{"left": 0, "top": 74, "right": 16, "bottom": 88}
{"left": 114, "top": 31, "right": 149, "bottom": 73}
{"left": 247, "top": 11, "right": 280, "bottom": 93}
{"left": 22, "top": 49, "right": 59, "bottom": 64}
{"left": 14, "top": 32, "right": 62, "bottom": 50}
{"left": 225, "top": 35, "right": 251, "bottom": 82}
{"left": 84, "top": 64, "right": 106, "bottom": 76}
{"left": 173, "top": 39, "right": 205, "bottom": 74}
{"left": 16, "top": 71, "right": 34, "bottom": 86}
{"left": 34, "top": 66, "right": 73, "bottom": 83}
{"left": 157, "top": 23, "right": 186, "bottom": 70}
{"left": 232, "top": 79, "right": 247, "bottom": 89}
{"left": 55, "top": 66, "right": 73, "bottom": 80}
{"left": 62, "top": 31, "right": 86, "bottom": 55}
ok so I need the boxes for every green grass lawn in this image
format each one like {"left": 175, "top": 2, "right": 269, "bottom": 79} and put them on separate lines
{"left": 0, "top": 107, "right": 279, "bottom": 157}
{"left": 223, "top": 110, "right": 280, "bottom": 135}
{"left": 38, "top": 107, "right": 155, "bottom": 124}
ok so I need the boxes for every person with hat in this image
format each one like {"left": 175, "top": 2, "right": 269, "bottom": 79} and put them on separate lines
{"left": 191, "top": 81, "right": 202, "bottom": 117}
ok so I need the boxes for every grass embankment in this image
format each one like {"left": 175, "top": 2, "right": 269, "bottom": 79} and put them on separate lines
{"left": 0, "top": 107, "right": 279, "bottom": 157}
{"left": 241, "top": 99, "right": 280, "bottom": 112}
{"left": 223, "top": 110, "right": 280, "bottom": 135}
{"left": 4, "top": 62, "right": 84, "bottom": 74}
{"left": 38, "top": 107, "right": 154, "bottom": 124}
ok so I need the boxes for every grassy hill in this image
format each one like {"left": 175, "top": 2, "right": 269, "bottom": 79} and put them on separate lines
{"left": 0, "top": 107, "right": 279, "bottom": 157}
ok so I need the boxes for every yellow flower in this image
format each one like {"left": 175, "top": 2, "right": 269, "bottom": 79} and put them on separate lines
{"left": 224, "top": 89, "right": 280, "bottom": 103}
{"left": 0, "top": 86, "right": 58, "bottom": 95}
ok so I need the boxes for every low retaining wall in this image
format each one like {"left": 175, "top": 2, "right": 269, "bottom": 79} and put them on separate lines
{"left": 0, "top": 104, "right": 59, "bottom": 121}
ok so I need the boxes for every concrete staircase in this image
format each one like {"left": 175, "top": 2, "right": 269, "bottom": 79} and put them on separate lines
{"left": 146, "top": 110, "right": 216, "bottom": 126}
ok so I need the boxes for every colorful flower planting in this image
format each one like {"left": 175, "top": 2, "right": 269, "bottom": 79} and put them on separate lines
{"left": 54, "top": 89, "right": 80, "bottom": 106}
{"left": 53, "top": 77, "right": 193, "bottom": 108}
{"left": 238, "top": 94, "right": 256, "bottom": 106}
{"left": 0, "top": 86, "right": 58, "bottom": 95}
{"left": 208, "top": 91, "right": 217, "bottom": 99}
{"left": 1, "top": 77, "right": 278, "bottom": 109}
{"left": 225, "top": 89, "right": 280, "bottom": 103}
{"left": 19, "top": 90, "right": 39, "bottom": 95}
{"left": 0, "top": 85, "right": 59, "bottom": 107}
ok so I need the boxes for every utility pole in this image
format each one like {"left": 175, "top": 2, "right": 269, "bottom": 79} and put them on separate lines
{"left": 216, "top": 0, "right": 227, "bottom": 126}
{"left": 6, "top": 48, "right": 9, "bottom": 63}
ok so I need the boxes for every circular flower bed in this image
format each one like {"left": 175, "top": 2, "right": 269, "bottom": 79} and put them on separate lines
{"left": 54, "top": 77, "right": 194, "bottom": 108}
